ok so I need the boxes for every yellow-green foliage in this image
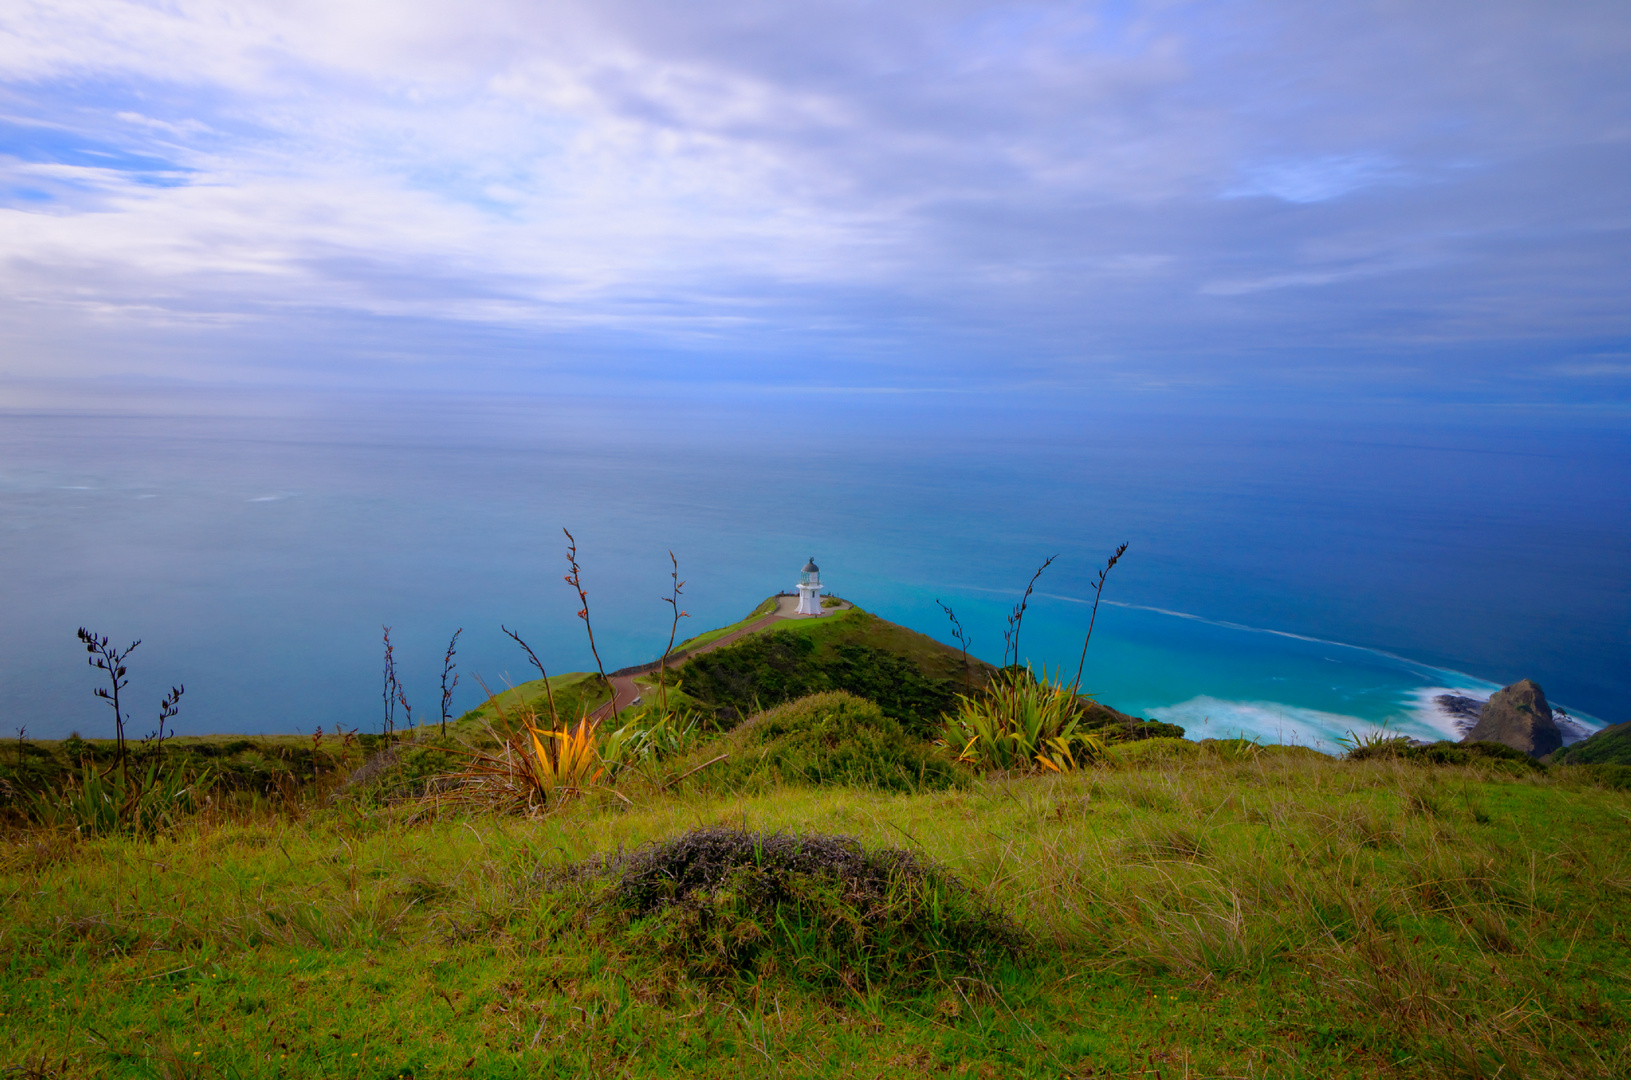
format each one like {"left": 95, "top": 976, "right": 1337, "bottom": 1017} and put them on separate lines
{"left": 695, "top": 691, "right": 967, "bottom": 794}
{"left": 2, "top": 752, "right": 1628, "bottom": 1078}
{"left": 462, "top": 671, "right": 609, "bottom": 729}
{"left": 1106, "top": 735, "right": 1199, "bottom": 764}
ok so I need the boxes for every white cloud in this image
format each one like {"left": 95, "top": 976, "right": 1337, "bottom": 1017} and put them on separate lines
{"left": 0, "top": 0, "right": 1627, "bottom": 387}
{"left": 1221, "top": 154, "right": 1403, "bottom": 204}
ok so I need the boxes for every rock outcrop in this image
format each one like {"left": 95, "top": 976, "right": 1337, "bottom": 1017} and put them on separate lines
{"left": 1465, "top": 679, "right": 1560, "bottom": 759}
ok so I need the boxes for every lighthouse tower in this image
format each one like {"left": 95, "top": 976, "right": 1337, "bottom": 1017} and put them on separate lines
{"left": 795, "top": 557, "right": 823, "bottom": 616}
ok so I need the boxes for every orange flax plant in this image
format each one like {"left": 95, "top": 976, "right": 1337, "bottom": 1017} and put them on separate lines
{"left": 439, "top": 674, "right": 603, "bottom": 812}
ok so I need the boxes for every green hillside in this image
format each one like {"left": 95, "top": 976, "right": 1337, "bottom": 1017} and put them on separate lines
{"left": 1548, "top": 719, "right": 1631, "bottom": 766}
{"left": 5, "top": 742, "right": 1629, "bottom": 1078}
{"left": 676, "top": 606, "right": 987, "bottom": 737}
{"left": 5, "top": 595, "right": 1631, "bottom": 1078}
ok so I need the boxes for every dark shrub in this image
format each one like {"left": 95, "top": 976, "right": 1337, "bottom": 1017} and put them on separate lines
{"left": 598, "top": 827, "right": 1023, "bottom": 991}
{"left": 1348, "top": 738, "right": 1542, "bottom": 771}
{"left": 678, "top": 634, "right": 958, "bottom": 737}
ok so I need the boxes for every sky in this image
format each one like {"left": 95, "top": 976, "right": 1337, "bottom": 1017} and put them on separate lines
{"left": 1, "top": 0, "right": 1629, "bottom": 404}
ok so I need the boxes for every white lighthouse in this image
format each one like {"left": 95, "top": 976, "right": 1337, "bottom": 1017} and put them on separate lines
{"left": 795, "top": 557, "right": 824, "bottom": 616}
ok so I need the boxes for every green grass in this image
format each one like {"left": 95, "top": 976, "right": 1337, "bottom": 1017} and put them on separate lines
{"left": 4, "top": 750, "right": 1629, "bottom": 1078}
{"left": 460, "top": 670, "right": 610, "bottom": 726}
{"left": 0, "top": 731, "right": 384, "bottom": 817}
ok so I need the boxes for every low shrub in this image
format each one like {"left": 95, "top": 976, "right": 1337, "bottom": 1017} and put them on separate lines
{"left": 1548, "top": 719, "right": 1631, "bottom": 766}
{"left": 592, "top": 827, "right": 1023, "bottom": 992}
{"left": 1108, "top": 736, "right": 1199, "bottom": 765}
{"left": 1347, "top": 738, "right": 1542, "bottom": 771}
{"left": 1197, "top": 736, "right": 1265, "bottom": 761}
{"left": 704, "top": 691, "right": 966, "bottom": 793}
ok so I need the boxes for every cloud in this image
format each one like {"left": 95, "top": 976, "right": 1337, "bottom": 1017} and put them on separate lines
{"left": 0, "top": 0, "right": 1627, "bottom": 394}
{"left": 1221, "top": 155, "right": 1404, "bottom": 204}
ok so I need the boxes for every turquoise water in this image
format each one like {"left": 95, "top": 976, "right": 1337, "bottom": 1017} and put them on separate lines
{"left": 1, "top": 389, "right": 1624, "bottom": 744}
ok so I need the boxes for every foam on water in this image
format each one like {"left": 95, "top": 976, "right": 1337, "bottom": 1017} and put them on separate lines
{"left": 1404, "top": 686, "right": 1496, "bottom": 740}
{"left": 1144, "top": 696, "right": 1374, "bottom": 753}
{"left": 1142, "top": 680, "right": 1609, "bottom": 757}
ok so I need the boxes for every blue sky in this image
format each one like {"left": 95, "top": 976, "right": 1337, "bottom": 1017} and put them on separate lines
{"left": 1, "top": 0, "right": 1628, "bottom": 403}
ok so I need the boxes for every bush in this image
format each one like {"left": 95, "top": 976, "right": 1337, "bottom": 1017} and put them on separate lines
{"left": 678, "top": 634, "right": 958, "bottom": 738}
{"left": 1548, "top": 720, "right": 1631, "bottom": 766}
{"left": 705, "top": 691, "right": 967, "bottom": 794}
{"left": 1565, "top": 763, "right": 1631, "bottom": 791}
{"left": 594, "top": 827, "right": 1023, "bottom": 992}
{"left": 1108, "top": 737, "right": 1200, "bottom": 765}
{"left": 1347, "top": 738, "right": 1542, "bottom": 771}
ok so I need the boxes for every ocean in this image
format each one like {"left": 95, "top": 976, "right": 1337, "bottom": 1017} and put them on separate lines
{"left": 2, "top": 386, "right": 1625, "bottom": 750}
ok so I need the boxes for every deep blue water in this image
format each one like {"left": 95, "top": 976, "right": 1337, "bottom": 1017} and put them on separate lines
{"left": 2, "top": 388, "right": 1626, "bottom": 750}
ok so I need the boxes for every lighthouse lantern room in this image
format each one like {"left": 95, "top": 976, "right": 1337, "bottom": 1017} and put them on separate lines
{"left": 796, "top": 557, "right": 823, "bottom": 616}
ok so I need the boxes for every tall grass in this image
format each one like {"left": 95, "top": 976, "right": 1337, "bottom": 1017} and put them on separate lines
{"left": 4, "top": 752, "right": 1625, "bottom": 1078}
{"left": 24, "top": 757, "right": 212, "bottom": 837}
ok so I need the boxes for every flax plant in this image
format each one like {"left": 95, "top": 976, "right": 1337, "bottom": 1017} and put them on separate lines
{"left": 440, "top": 680, "right": 603, "bottom": 811}
{"left": 946, "top": 666, "right": 1105, "bottom": 773}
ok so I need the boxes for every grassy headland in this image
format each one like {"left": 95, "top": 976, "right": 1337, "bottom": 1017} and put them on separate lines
{"left": 3, "top": 603, "right": 1628, "bottom": 1078}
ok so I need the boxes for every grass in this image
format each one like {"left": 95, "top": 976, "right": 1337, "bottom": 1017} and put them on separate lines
{"left": 690, "top": 691, "right": 969, "bottom": 794}
{"left": 459, "top": 671, "right": 610, "bottom": 728}
{"left": 4, "top": 749, "right": 1629, "bottom": 1078}
{"left": 0, "top": 731, "right": 379, "bottom": 818}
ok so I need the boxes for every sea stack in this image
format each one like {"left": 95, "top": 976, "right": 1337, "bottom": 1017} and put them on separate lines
{"left": 1465, "top": 679, "right": 1561, "bottom": 759}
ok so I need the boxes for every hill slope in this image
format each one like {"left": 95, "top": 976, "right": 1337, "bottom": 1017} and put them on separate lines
{"left": 1548, "top": 719, "right": 1631, "bottom": 765}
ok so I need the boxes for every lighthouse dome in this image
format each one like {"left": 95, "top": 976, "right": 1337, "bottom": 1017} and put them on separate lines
{"left": 802, "top": 558, "right": 819, "bottom": 574}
